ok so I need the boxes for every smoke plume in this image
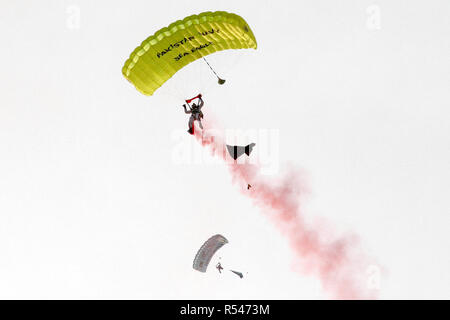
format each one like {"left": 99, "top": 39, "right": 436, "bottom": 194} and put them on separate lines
{"left": 192, "top": 119, "right": 379, "bottom": 299}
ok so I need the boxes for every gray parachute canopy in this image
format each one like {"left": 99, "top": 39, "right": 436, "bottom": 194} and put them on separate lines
{"left": 193, "top": 234, "right": 228, "bottom": 272}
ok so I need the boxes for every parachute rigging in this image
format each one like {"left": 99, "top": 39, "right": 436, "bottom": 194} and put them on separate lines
{"left": 202, "top": 57, "right": 226, "bottom": 84}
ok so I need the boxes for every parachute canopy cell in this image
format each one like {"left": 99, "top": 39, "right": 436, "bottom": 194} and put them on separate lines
{"left": 122, "top": 11, "right": 257, "bottom": 95}
{"left": 193, "top": 234, "right": 228, "bottom": 272}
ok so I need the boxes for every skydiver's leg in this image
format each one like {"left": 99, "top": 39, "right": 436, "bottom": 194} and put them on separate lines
{"left": 198, "top": 119, "right": 203, "bottom": 130}
{"left": 188, "top": 116, "right": 194, "bottom": 134}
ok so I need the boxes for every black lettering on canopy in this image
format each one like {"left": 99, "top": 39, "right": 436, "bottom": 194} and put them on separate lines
{"left": 174, "top": 51, "right": 190, "bottom": 62}
{"left": 191, "top": 41, "right": 213, "bottom": 53}
{"left": 174, "top": 42, "right": 213, "bottom": 62}
{"left": 198, "top": 28, "right": 220, "bottom": 36}
{"left": 156, "top": 35, "right": 196, "bottom": 58}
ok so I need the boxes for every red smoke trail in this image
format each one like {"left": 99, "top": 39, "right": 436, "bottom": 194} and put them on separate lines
{"left": 193, "top": 118, "right": 378, "bottom": 299}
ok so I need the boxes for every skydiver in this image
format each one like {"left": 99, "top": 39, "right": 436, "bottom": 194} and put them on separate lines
{"left": 216, "top": 262, "right": 224, "bottom": 273}
{"left": 182, "top": 94, "right": 204, "bottom": 135}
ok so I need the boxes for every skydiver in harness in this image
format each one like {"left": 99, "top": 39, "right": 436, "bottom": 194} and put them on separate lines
{"left": 182, "top": 94, "right": 204, "bottom": 135}
{"left": 216, "top": 262, "right": 224, "bottom": 273}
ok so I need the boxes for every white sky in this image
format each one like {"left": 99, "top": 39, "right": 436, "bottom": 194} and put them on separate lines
{"left": 0, "top": 0, "right": 449, "bottom": 299}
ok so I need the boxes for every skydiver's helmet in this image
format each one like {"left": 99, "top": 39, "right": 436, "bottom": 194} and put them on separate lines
{"left": 191, "top": 103, "right": 199, "bottom": 111}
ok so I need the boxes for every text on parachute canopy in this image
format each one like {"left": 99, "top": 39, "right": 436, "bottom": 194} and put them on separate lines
{"left": 156, "top": 28, "right": 220, "bottom": 59}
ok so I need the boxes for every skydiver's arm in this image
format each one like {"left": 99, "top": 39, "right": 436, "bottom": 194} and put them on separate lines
{"left": 183, "top": 104, "right": 192, "bottom": 114}
{"left": 198, "top": 98, "right": 204, "bottom": 109}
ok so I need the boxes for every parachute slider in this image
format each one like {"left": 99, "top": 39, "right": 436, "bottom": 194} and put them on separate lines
{"left": 202, "top": 57, "right": 226, "bottom": 85}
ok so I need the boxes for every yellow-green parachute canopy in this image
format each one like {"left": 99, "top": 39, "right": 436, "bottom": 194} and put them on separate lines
{"left": 122, "top": 11, "right": 257, "bottom": 96}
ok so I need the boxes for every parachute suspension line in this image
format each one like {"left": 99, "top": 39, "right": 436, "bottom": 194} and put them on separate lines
{"left": 202, "top": 57, "right": 226, "bottom": 85}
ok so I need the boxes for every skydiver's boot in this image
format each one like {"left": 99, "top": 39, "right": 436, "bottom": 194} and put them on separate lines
{"left": 199, "top": 120, "right": 203, "bottom": 130}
